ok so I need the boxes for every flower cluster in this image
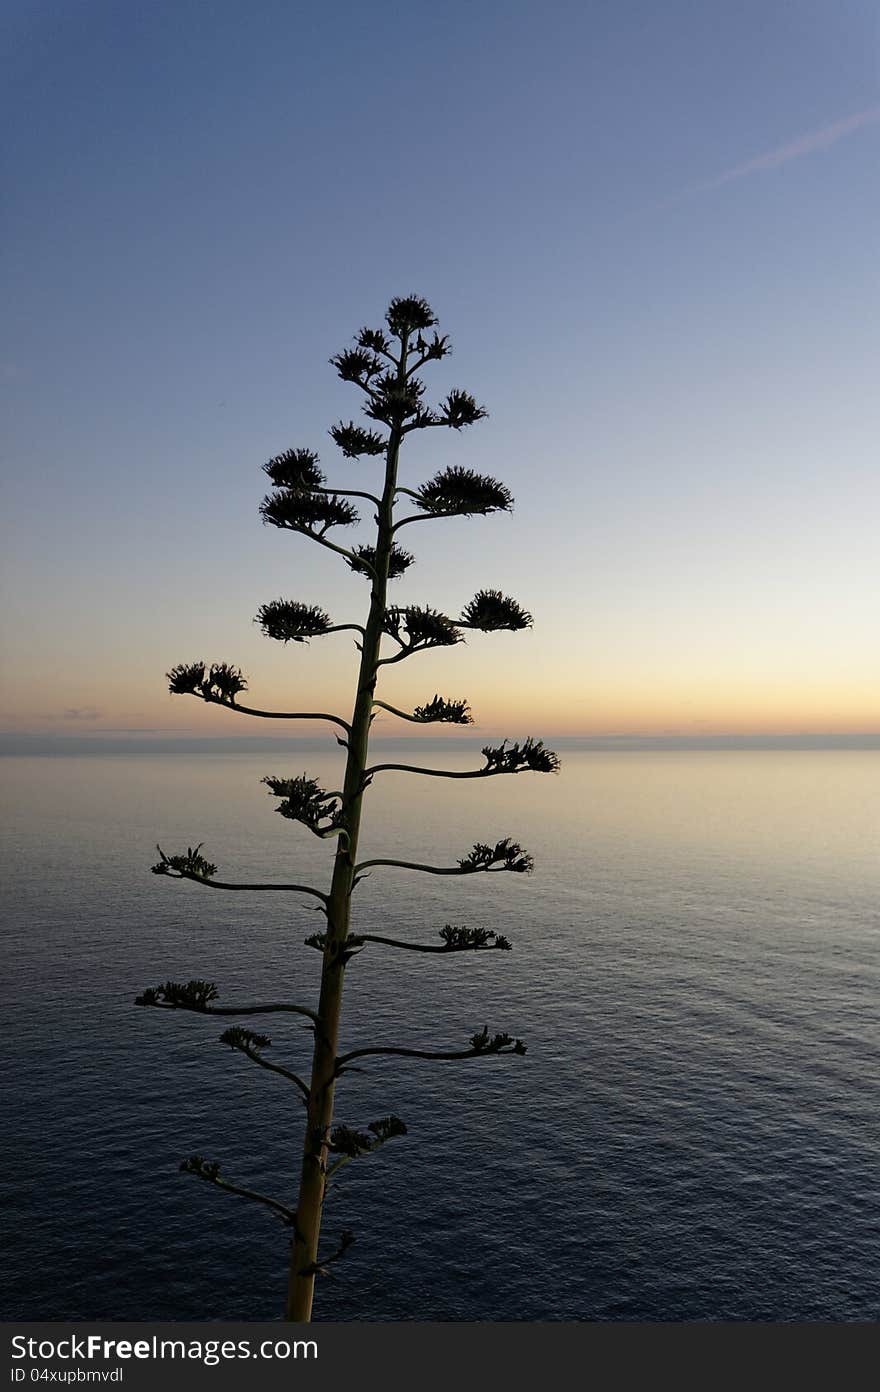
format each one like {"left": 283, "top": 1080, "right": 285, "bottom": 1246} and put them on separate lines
{"left": 180, "top": 1155, "right": 221, "bottom": 1180}
{"left": 458, "top": 839, "right": 534, "bottom": 875}
{"left": 262, "top": 448, "right": 326, "bottom": 491}
{"left": 356, "top": 326, "right": 392, "bottom": 355}
{"left": 135, "top": 979, "right": 219, "bottom": 1010}
{"left": 327, "top": 1126, "right": 374, "bottom": 1158}
{"left": 347, "top": 543, "right": 414, "bottom": 580}
{"left": 254, "top": 600, "right": 333, "bottom": 643}
{"left": 220, "top": 1026, "right": 272, "bottom": 1052}
{"left": 459, "top": 590, "right": 533, "bottom": 632}
{"left": 367, "top": 1116, "right": 408, "bottom": 1143}
{"left": 437, "top": 389, "right": 487, "bottom": 430}
{"left": 412, "top": 330, "right": 450, "bottom": 363}
{"left": 329, "top": 421, "right": 388, "bottom": 458}
{"left": 469, "top": 1027, "right": 526, "bottom": 1056}
{"left": 411, "top": 694, "right": 472, "bottom": 725}
{"left": 481, "top": 738, "right": 560, "bottom": 775}
{"left": 260, "top": 490, "right": 358, "bottom": 536}
{"left": 262, "top": 774, "right": 342, "bottom": 833}
{"left": 383, "top": 606, "right": 462, "bottom": 651}
{"left": 364, "top": 372, "right": 427, "bottom": 427}
{"left": 438, "top": 925, "right": 512, "bottom": 951}
{"left": 414, "top": 466, "right": 512, "bottom": 517}
{"left": 303, "top": 931, "right": 364, "bottom": 957}
{"left": 386, "top": 295, "right": 437, "bottom": 336}
{"left": 167, "top": 662, "right": 248, "bottom": 703}
{"left": 330, "top": 347, "right": 386, "bottom": 384}
{"left": 151, "top": 844, "right": 218, "bottom": 879}
{"left": 328, "top": 1115, "right": 407, "bottom": 1158}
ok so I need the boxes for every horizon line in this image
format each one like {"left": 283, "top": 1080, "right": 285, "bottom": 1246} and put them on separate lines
{"left": 2, "top": 731, "right": 879, "bottom": 755}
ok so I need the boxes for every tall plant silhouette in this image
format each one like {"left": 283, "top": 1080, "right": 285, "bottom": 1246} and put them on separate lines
{"left": 139, "top": 296, "right": 558, "bottom": 1321}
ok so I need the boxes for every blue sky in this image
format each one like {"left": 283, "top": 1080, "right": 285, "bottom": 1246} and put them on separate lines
{"left": 2, "top": 1, "right": 878, "bottom": 739}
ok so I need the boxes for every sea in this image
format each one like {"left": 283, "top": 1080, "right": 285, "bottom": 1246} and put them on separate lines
{"left": 2, "top": 745, "right": 879, "bottom": 1322}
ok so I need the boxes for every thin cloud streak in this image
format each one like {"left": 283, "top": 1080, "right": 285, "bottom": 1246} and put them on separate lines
{"left": 695, "top": 105, "right": 880, "bottom": 192}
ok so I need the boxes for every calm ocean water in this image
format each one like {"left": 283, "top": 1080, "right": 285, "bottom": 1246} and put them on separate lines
{"left": 2, "top": 748, "right": 879, "bottom": 1322}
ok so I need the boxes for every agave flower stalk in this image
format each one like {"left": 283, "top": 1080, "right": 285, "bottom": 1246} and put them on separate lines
{"left": 144, "top": 295, "right": 558, "bottom": 1322}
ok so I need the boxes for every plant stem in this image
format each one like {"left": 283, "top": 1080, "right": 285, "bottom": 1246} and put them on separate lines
{"left": 285, "top": 337, "right": 409, "bottom": 1322}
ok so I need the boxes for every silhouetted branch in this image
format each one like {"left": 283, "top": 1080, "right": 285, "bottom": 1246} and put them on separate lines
{"left": 366, "top": 740, "right": 558, "bottom": 782}
{"left": 364, "top": 762, "right": 494, "bottom": 781}
{"left": 354, "top": 838, "right": 533, "bottom": 879}
{"left": 219, "top": 1026, "right": 310, "bottom": 1101}
{"left": 260, "top": 489, "right": 364, "bottom": 567}
{"left": 377, "top": 607, "right": 463, "bottom": 666}
{"left": 336, "top": 1028, "right": 525, "bottom": 1074}
{"left": 167, "top": 661, "right": 353, "bottom": 734}
{"left": 359, "top": 925, "right": 512, "bottom": 954}
{"left": 371, "top": 695, "right": 472, "bottom": 726}
{"left": 135, "top": 980, "right": 320, "bottom": 1026}
{"left": 180, "top": 1156, "right": 298, "bottom": 1229}
{"left": 298, "top": 1229, "right": 355, "bottom": 1278}
{"left": 151, "top": 847, "right": 328, "bottom": 903}
{"left": 226, "top": 702, "right": 352, "bottom": 733}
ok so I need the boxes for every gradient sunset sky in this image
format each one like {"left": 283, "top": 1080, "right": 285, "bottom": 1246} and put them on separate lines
{"left": 2, "top": 0, "right": 878, "bottom": 741}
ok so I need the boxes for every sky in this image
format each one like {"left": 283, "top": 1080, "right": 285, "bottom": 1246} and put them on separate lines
{"left": 2, "top": 0, "right": 878, "bottom": 743}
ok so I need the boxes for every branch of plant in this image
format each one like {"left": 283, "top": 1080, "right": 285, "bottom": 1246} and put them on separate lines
{"left": 363, "top": 762, "right": 538, "bottom": 781}
{"left": 182, "top": 692, "right": 353, "bottom": 736}
{"left": 230, "top": 1041, "right": 310, "bottom": 1101}
{"left": 155, "top": 869, "right": 328, "bottom": 904}
{"left": 335, "top": 1042, "right": 525, "bottom": 1072}
{"left": 140, "top": 999, "right": 320, "bottom": 1024}
{"left": 182, "top": 1163, "right": 299, "bottom": 1229}
{"left": 352, "top": 858, "right": 523, "bottom": 878}
{"left": 358, "top": 934, "right": 506, "bottom": 954}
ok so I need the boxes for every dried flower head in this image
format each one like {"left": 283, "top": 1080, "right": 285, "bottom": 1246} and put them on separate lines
{"left": 411, "top": 694, "right": 473, "bottom": 725}
{"left": 180, "top": 1155, "right": 221, "bottom": 1180}
{"left": 385, "top": 295, "right": 438, "bottom": 337}
{"left": 255, "top": 600, "right": 333, "bottom": 643}
{"left": 458, "top": 838, "right": 534, "bottom": 875}
{"left": 384, "top": 606, "right": 462, "bottom": 651}
{"left": 262, "top": 774, "right": 342, "bottom": 832}
{"left": 135, "top": 979, "right": 219, "bottom": 1010}
{"left": 329, "top": 421, "right": 388, "bottom": 458}
{"left": 151, "top": 844, "right": 218, "bottom": 879}
{"left": 364, "top": 373, "right": 426, "bottom": 426}
{"left": 330, "top": 347, "right": 385, "bottom": 383}
{"left": 328, "top": 1125, "right": 375, "bottom": 1158}
{"left": 438, "top": 389, "right": 487, "bottom": 429}
{"left": 414, "top": 467, "right": 512, "bottom": 517}
{"left": 220, "top": 1026, "right": 271, "bottom": 1052}
{"left": 167, "top": 662, "right": 248, "bottom": 703}
{"left": 460, "top": 590, "right": 533, "bottom": 632}
{"left": 262, "top": 449, "right": 326, "bottom": 491}
{"left": 367, "top": 1116, "right": 407, "bottom": 1142}
{"left": 438, "top": 924, "right": 511, "bottom": 950}
{"left": 481, "top": 738, "right": 560, "bottom": 775}
{"left": 356, "top": 326, "right": 391, "bottom": 355}
{"left": 260, "top": 490, "right": 358, "bottom": 535}
{"left": 468, "top": 1027, "right": 526, "bottom": 1055}
{"left": 347, "top": 543, "right": 414, "bottom": 580}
